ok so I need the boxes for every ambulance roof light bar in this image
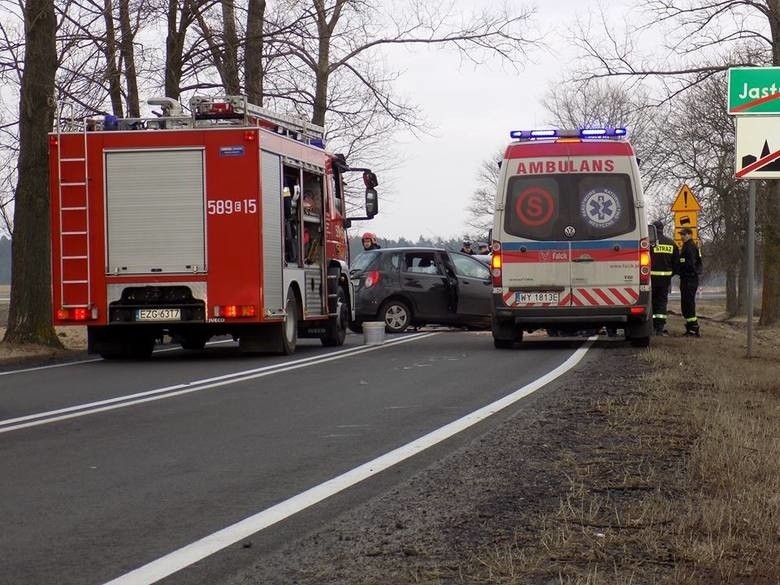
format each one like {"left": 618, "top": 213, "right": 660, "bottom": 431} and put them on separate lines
{"left": 509, "top": 127, "right": 628, "bottom": 141}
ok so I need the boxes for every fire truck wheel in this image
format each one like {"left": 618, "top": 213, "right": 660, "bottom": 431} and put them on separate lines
{"left": 280, "top": 292, "right": 299, "bottom": 354}
{"left": 380, "top": 299, "right": 410, "bottom": 334}
{"left": 180, "top": 336, "right": 208, "bottom": 351}
{"left": 98, "top": 333, "right": 154, "bottom": 360}
{"left": 321, "top": 286, "right": 348, "bottom": 346}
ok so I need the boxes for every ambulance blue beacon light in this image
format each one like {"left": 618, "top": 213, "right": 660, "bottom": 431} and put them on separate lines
{"left": 580, "top": 127, "right": 627, "bottom": 138}
{"left": 509, "top": 127, "right": 628, "bottom": 140}
{"left": 509, "top": 129, "right": 558, "bottom": 139}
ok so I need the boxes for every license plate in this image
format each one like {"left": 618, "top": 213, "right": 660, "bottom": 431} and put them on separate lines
{"left": 516, "top": 291, "right": 559, "bottom": 304}
{"left": 136, "top": 308, "right": 181, "bottom": 321}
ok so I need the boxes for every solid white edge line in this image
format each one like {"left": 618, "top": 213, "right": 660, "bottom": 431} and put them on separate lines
{"left": 103, "top": 340, "right": 593, "bottom": 585}
{"left": 0, "top": 357, "right": 103, "bottom": 377}
{"left": 0, "top": 333, "right": 437, "bottom": 434}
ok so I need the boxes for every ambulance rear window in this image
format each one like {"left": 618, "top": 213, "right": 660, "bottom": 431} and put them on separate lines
{"left": 504, "top": 174, "right": 635, "bottom": 240}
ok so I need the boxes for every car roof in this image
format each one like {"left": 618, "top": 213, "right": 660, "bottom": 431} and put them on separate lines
{"left": 369, "top": 247, "right": 449, "bottom": 253}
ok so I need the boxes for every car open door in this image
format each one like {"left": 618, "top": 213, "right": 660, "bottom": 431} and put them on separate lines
{"left": 400, "top": 250, "right": 450, "bottom": 318}
{"left": 448, "top": 253, "right": 492, "bottom": 318}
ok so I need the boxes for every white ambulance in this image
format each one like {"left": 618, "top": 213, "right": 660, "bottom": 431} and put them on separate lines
{"left": 489, "top": 128, "right": 652, "bottom": 348}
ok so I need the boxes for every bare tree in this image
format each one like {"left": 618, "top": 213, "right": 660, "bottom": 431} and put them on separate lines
{"left": 4, "top": 0, "right": 60, "bottom": 346}
{"left": 543, "top": 80, "right": 668, "bottom": 210}
{"left": 653, "top": 73, "right": 750, "bottom": 316}
{"left": 574, "top": 1, "right": 780, "bottom": 324}
{"left": 465, "top": 149, "right": 503, "bottom": 235}
{"left": 118, "top": 0, "right": 141, "bottom": 116}
{"left": 268, "top": 0, "right": 537, "bottom": 127}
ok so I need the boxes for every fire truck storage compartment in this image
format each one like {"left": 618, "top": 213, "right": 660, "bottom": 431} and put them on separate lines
{"left": 262, "top": 150, "right": 284, "bottom": 313}
{"left": 304, "top": 267, "right": 323, "bottom": 315}
{"left": 105, "top": 148, "right": 206, "bottom": 274}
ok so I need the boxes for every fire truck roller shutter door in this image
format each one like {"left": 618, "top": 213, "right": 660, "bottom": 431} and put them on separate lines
{"left": 262, "top": 150, "right": 284, "bottom": 313}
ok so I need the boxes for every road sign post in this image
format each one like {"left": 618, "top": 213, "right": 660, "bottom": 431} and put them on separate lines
{"left": 728, "top": 67, "right": 762, "bottom": 357}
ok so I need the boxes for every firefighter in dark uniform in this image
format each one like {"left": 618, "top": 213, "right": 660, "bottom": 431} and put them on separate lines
{"left": 678, "top": 227, "right": 702, "bottom": 336}
{"left": 649, "top": 219, "right": 679, "bottom": 335}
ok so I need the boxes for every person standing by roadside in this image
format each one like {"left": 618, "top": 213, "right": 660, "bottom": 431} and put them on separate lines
{"left": 678, "top": 227, "right": 702, "bottom": 336}
{"left": 460, "top": 240, "right": 476, "bottom": 255}
{"left": 650, "top": 219, "right": 679, "bottom": 335}
{"left": 361, "top": 232, "right": 381, "bottom": 251}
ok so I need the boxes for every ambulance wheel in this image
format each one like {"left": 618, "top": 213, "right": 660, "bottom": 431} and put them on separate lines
{"left": 380, "top": 299, "right": 410, "bottom": 334}
{"left": 280, "top": 292, "right": 299, "bottom": 355}
{"left": 627, "top": 318, "right": 652, "bottom": 347}
{"left": 492, "top": 319, "right": 522, "bottom": 349}
{"left": 321, "top": 286, "right": 348, "bottom": 346}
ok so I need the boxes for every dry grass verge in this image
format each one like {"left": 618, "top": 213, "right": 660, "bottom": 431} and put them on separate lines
{"left": 465, "top": 312, "right": 780, "bottom": 584}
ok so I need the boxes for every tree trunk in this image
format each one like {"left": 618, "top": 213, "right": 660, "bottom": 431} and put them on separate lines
{"left": 119, "top": 0, "right": 140, "bottom": 117}
{"left": 726, "top": 266, "right": 738, "bottom": 317}
{"left": 220, "top": 0, "right": 241, "bottom": 94}
{"left": 4, "top": 0, "right": 61, "bottom": 347}
{"left": 164, "top": 0, "right": 188, "bottom": 99}
{"left": 103, "top": 0, "right": 125, "bottom": 117}
{"left": 759, "top": 182, "right": 780, "bottom": 325}
{"left": 245, "top": 0, "right": 265, "bottom": 105}
{"left": 311, "top": 0, "right": 345, "bottom": 127}
{"left": 760, "top": 2, "right": 780, "bottom": 325}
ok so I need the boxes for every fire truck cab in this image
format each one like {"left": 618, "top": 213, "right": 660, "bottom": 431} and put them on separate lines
{"left": 490, "top": 128, "right": 653, "bottom": 348}
{"left": 50, "top": 95, "right": 378, "bottom": 358}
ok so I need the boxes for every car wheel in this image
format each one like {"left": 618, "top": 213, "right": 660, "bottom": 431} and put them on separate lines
{"left": 380, "top": 299, "right": 411, "bottom": 333}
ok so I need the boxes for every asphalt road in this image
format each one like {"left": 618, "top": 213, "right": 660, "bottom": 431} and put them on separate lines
{"left": 0, "top": 330, "right": 593, "bottom": 585}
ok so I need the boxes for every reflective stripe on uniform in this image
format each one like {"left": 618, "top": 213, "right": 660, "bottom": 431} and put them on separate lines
{"left": 652, "top": 314, "right": 667, "bottom": 320}
{"left": 685, "top": 316, "right": 698, "bottom": 323}
{"left": 651, "top": 270, "right": 673, "bottom": 276}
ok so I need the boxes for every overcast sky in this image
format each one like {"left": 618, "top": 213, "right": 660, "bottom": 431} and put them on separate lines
{"left": 361, "top": 0, "right": 623, "bottom": 242}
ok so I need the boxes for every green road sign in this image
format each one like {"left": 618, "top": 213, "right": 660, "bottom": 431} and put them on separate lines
{"left": 728, "top": 67, "right": 780, "bottom": 114}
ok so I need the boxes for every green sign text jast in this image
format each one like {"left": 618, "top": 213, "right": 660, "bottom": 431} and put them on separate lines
{"left": 728, "top": 67, "right": 780, "bottom": 114}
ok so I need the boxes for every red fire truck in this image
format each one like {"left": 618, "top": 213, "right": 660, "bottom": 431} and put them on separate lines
{"left": 49, "top": 95, "right": 379, "bottom": 358}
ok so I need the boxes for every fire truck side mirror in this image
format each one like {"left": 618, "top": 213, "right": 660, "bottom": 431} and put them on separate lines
{"left": 365, "top": 188, "right": 379, "bottom": 219}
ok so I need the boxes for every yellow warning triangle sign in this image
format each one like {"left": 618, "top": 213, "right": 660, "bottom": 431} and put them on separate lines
{"left": 671, "top": 184, "right": 701, "bottom": 212}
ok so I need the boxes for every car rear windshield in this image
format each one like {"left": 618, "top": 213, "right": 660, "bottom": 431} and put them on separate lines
{"left": 504, "top": 174, "right": 636, "bottom": 240}
{"left": 350, "top": 250, "right": 380, "bottom": 272}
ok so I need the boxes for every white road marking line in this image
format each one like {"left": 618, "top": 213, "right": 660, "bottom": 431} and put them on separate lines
{"left": 103, "top": 341, "right": 593, "bottom": 585}
{"left": 0, "top": 338, "right": 236, "bottom": 377}
{"left": 0, "top": 357, "right": 102, "bottom": 376}
{"left": 0, "top": 333, "right": 437, "bottom": 434}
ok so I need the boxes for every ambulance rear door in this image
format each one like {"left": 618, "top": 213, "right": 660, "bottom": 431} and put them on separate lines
{"left": 501, "top": 173, "right": 573, "bottom": 308}
{"left": 567, "top": 164, "right": 640, "bottom": 309}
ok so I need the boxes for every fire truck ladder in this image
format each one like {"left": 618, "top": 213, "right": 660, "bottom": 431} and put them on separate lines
{"left": 191, "top": 95, "right": 325, "bottom": 143}
{"left": 55, "top": 108, "right": 92, "bottom": 310}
